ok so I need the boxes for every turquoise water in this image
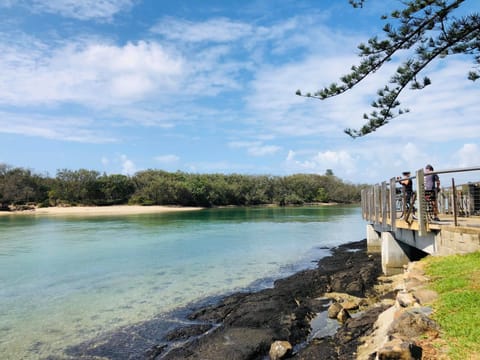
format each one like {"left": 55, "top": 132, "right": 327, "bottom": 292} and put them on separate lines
{"left": 0, "top": 206, "right": 364, "bottom": 359}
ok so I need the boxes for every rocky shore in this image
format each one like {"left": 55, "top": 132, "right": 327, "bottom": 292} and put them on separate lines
{"left": 149, "top": 239, "right": 385, "bottom": 360}
{"left": 65, "top": 239, "right": 440, "bottom": 360}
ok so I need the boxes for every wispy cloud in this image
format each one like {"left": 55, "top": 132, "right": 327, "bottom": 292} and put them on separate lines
{"left": 2, "top": 0, "right": 136, "bottom": 21}
{"left": 151, "top": 17, "right": 254, "bottom": 43}
{"left": 0, "top": 112, "right": 117, "bottom": 143}
{"left": 120, "top": 154, "right": 136, "bottom": 175}
{"left": 456, "top": 143, "right": 479, "bottom": 167}
{"left": 0, "top": 39, "right": 185, "bottom": 107}
{"left": 229, "top": 141, "right": 281, "bottom": 157}
{"left": 285, "top": 149, "right": 357, "bottom": 175}
{"left": 154, "top": 154, "right": 180, "bottom": 164}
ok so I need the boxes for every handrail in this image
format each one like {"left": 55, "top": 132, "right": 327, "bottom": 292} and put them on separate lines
{"left": 393, "top": 166, "right": 480, "bottom": 182}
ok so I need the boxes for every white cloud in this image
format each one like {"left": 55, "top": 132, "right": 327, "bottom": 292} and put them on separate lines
{"left": 151, "top": 17, "right": 253, "bottom": 43}
{"left": 456, "top": 144, "right": 479, "bottom": 167}
{"left": 249, "top": 145, "right": 281, "bottom": 157}
{"left": 286, "top": 150, "right": 295, "bottom": 161}
{"left": 0, "top": 39, "right": 185, "bottom": 107}
{"left": 0, "top": 112, "right": 117, "bottom": 143}
{"left": 154, "top": 154, "right": 180, "bottom": 164}
{"left": 30, "top": 0, "right": 135, "bottom": 21}
{"left": 229, "top": 141, "right": 281, "bottom": 157}
{"left": 120, "top": 155, "right": 136, "bottom": 175}
{"left": 285, "top": 149, "right": 356, "bottom": 175}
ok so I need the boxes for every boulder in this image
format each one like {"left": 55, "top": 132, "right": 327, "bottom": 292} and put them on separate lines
{"left": 337, "top": 308, "right": 351, "bottom": 323}
{"left": 342, "top": 300, "right": 360, "bottom": 311}
{"left": 269, "top": 340, "right": 292, "bottom": 360}
{"left": 412, "top": 288, "right": 438, "bottom": 305}
{"left": 327, "top": 301, "right": 343, "bottom": 319}
{"left": 396, "top": 291, "right": 417, "bottom": 308}
{"left": 377, "top": 337, "right": 422, "bottom": 359}
{"left": 388, "top": 309, "right": 439, "bottom": 339}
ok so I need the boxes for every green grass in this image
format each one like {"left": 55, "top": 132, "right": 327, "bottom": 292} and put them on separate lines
{"left": 423, "top": 251, "right": 480, "bottom": 359}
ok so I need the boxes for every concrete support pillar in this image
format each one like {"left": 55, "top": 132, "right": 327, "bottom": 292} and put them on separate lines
{"left": 366, "top": 224, "right": 381, "bottom": 253}
{"left": 381, "top": 231, "right": 410, "bottom": 275}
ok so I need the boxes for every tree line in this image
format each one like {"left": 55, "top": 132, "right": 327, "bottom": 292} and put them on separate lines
{"left": 0, "top": 164, "right": 366, "bottom": 210}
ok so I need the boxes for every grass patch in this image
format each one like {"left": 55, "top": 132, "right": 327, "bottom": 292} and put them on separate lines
{"left": 423, "top": 251, "right": 480, "bottom": 359}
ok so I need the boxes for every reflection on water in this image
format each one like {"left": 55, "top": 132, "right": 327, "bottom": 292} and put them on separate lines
{"left": 0, "top": 206, "right": 363, "bottom": 359}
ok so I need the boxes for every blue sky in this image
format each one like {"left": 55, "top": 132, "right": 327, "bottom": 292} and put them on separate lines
{"left": 0, "top": 0, "right": 478, "bottom": 184}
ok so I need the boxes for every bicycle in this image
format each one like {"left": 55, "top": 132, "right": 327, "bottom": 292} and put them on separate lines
{"left": 394, "top": 189, "right": 415, "bottom": 221}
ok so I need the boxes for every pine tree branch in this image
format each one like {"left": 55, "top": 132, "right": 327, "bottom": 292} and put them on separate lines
{"left": 344, "top": 16, "right": 480, "bottom": 137}
{"left": 296, "top": 0, "right": 479, "bottom": 137}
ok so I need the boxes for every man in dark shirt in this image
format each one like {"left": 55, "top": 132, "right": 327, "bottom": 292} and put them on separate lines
{"left": 424, "top": 164, "right": 440, "bottom": 220}
{"left": 400, "top": 171, "right": 413, "bottom": 210}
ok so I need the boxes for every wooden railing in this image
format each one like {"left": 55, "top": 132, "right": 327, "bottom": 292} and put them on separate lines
{"left": 361, "top": 166, "right": 480, "bottom": 236}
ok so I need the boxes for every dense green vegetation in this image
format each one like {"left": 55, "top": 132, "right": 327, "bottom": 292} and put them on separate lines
{"left": 0, "top": 164, "right": 366, "bottom": 209}
{"left": 423, "top": 252, "right": 480, "bottom": 359}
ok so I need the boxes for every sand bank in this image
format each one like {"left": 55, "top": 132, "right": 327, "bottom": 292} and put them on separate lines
{"left": 0, "top": 205, "right": 203, "bottom": 217}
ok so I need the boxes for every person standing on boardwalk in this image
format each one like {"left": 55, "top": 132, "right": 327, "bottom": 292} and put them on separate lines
{"left": 399, "top": 171, "right": 413, "bottom": 211}
{"left": 424, "top": 164, "right": 440, "bottom": 221}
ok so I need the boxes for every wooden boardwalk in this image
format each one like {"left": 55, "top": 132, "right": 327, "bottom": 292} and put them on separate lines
{"left": 393, "top": 214, "right": 480, "bottom": 231}
{"left": 362, "top": 166, "right": 480, "bottom": 236}
{"left": 362, "top": 167, "right": 480, "bottom": 271}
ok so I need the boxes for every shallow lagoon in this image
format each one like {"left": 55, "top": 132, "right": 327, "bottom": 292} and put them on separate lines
{"left": 0, "top": 206, "right": 364, "bottom": 359}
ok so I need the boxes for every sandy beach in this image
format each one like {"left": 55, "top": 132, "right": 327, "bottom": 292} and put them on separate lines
{"left": 0, "top": 205, "right": 203, "bottom": 217}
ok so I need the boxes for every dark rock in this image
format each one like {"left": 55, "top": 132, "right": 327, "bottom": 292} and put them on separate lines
{"left": 334, "top": 304, "right": 390, "bottom": 360}
{"left": 145, "top": 344, "right": 168, "bottom": 359}
{"left": 164, "top": 324, "right": 214, "bottom": 341}
{"left": 161, "top": 327, "right": 274, "bottom": 360}
{"left": 293, "top": 337, "right": 337, "bottom": 359}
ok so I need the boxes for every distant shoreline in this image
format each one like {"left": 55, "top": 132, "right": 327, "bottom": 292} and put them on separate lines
{"left": 0, "top": 202, "right": 349, "bottom": 217}
{"left": 0, "top": 205, "right": 203, "bottom": 217}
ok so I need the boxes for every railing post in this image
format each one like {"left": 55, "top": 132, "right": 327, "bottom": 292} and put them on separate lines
{"left": 365, "top": 187, "right": 372, "bottom": 221}
{"left": 360, "top": 189, "right": 367, "bottom": 220}
{"left": 416, "top": 168, "right": 427, "bottom": 236}
{"left": 370, "top": 186, "right": 375, "bottom": 221}
{"left": 390, "top": 177, "right": 397, "bottom": 231}
{"left": 452, "top": 178, "right": 458, "bottom": 227}
{"left": 381, "top": 182, "right": 387, "bottom": 229}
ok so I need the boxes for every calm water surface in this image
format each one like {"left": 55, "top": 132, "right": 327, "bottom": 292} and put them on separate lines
{"left": 0, "top": 206, "right": 364, "bottom": 359}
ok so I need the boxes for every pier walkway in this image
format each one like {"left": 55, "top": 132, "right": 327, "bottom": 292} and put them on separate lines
{"left": 361, "top": 166, "right": 480, "bottom": 274}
